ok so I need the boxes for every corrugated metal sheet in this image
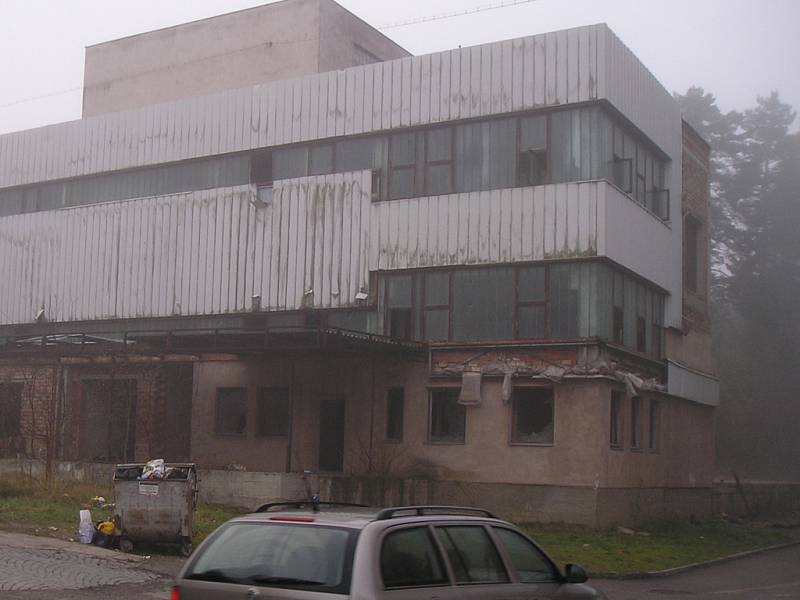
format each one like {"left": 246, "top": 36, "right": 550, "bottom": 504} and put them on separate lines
{"left": 0, "top": 25, "right": 616, "bottom": 188}
{"left": 0, "top": 175, "right": 610, "bottom": 325}
{"left": 667, "top": 361, "right": 720, "bottom": 407}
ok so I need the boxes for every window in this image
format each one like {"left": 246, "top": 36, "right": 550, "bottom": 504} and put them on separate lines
{"left": 435, "top": 526, "right": 508, "bottom": 584}
{"left": 256, "top": 387, "right": 289, "bottom": 437}
{"left": 610, "top": 391, "right": 623, "bottom": 449}
{"left": 612, "top": 273, "right": 624, "bottom": 344}
{"left": 215, "top": 388, "right": 248, "bottom": 436}
{"left": 684, "top": 215, "right": 702, "bottom": 294}
{"left": 511, "top": 388, "right": 554, "bottom": 445}
{"left": 429, "top": 388, "right": 466, "bottom": 443}
{"left": 250, "top": 150, "right": 272, "bottom": 185}
{"left": 423, "top": 271, "right": 450, "bottom": 340}
{"left": 454, "top": 118, "right": 516, "bottom": 193}
{"left": 309, "top": 144, "right": 334, "bottom": 176}
{"left": 493, "top": 527, "right": 557, "bottom": 583}
{"left": 0, "top": 383, "right": 23, "bottom": 439}
{"left": 389, "top": 133, "right": 417, "bottom": 199}
{"left": 424, "top": 128, "right": 453, "bottom": 195}
{"left": 389, "top": 309, "right": 412, "bottom": 339}
{"left": 630, "top": 396, "right": 642, "bottom": 449}
{"left": 451, "top": 267, "right": 514, "bottom": 341}
{"left": 518, "top": 116, "right": 548, "bottom": 187}
{"left": 385, "top": 274, "right": 414, "bottom": 340}
{"left": 335, "top": 137, "right": 380, "bottom": 173}
{"left": 636, "top": 317, "right": 647, "bottom": 353}
{"left": 381, "top": 527, "right": 447, "bottom": 589}
{"left": 386, "top": 388, "right": 404, "bottom": 442}
{"left": 272, "top": 146, "right": 308, "bottom": 180}
{"left": 648, "top": 399, "right": 659, "bottom": 451}
{"left": 517, "top": 266, "right": 546, "bottom": 339}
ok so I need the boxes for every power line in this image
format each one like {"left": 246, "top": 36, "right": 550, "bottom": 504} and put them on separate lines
{"left": 377, "top": 0, "right": 539, "bottom": 30}
{"left": 0, "top": 0, "right": 541, "bottom": 112}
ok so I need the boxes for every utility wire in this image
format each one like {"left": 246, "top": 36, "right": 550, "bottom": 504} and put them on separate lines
{"left": 0, "top": 0, "right": 540, "bottom": 111}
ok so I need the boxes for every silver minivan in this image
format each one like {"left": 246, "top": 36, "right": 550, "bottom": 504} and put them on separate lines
{"left": 174, "top": 504, "right": 606, "bottom": 599}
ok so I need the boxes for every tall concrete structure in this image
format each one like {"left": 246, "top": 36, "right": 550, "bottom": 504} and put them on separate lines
{"left": 0, "top": 1, "right": 717, "bottom": 526}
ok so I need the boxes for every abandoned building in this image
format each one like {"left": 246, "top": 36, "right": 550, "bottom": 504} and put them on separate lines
{"left": 0, "top": 0, "right": 718, "bottom": 525}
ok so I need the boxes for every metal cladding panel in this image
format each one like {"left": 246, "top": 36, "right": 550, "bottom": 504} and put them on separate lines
{"left": 0, "top": 25, "right": 606, "bottom": 189}
{"left": 667, "top": 361, "right": 720, "bottom": 407}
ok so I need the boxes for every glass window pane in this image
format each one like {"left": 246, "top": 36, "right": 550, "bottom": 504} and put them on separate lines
{"left": 454, "top": 122, "right": 482, "bottom": 193}
{"left": 518, "top": 305, "right": 546, "bottom": 339}
{"left": 389, "top": 168, "right": 414, "bottom": 199}
{"left": 309, "top": 145, "right": 334, "bottom": 176}
{"left": 452, "top": 268, "right": 514, "bottom": 341}
{"left": 424, "top": 272, "right": 450, "bottom": 306}
{"left": 426, "top": 128, "right": 452, "bottom": 162}
{"left": 520, "top": 116, "right": 547, "bottom": 151}
{"left": 390, "top": 132, "right": 416, "bottom": 166}
{"left": 518, "top": 266, "right": 546, "bottom": 302}
{"left": 387, "top": 275, "right": 413, "bottom": 307}
{"left": 424, "top": 309, "right": 449, "bottom": 341}
{"left": 381, "top": 527, "right": 447, "bottom": 589}
{"left": 493, "top": 528, "right": 557, "bottom": 583}
{"left": 273, "top": 146, "right": 308, "bottom": 180}
{"left": 482, "top": 118, "right": 517, "bottom": 190}
{"left": 435, "top": 526, "right": 508, "bottom": 584}
{"left": 425, "top": 164, "right": 453, "bottom": 195}
{"left": 335, "top": 137, "right": 378, "bottom": 172}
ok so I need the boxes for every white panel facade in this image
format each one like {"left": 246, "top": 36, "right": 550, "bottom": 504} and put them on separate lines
{"left": 0, "top": 175, "right": 615, "bottom": 326}
{"left": 0, "top": 25, "right": 615, "bottom": 188}
{"left": 667, "top": 361, "right": 720, "bottom": 407}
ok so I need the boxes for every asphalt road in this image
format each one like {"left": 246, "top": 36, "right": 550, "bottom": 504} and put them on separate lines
{"left": 1, "top": 532, "right": 798, "bottom": 599}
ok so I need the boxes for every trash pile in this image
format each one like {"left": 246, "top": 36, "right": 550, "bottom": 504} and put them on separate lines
{"left": 114, "top": 458, "right": 192, "bottom": 481}
{"left": 77, "top": 508, "right": 117, "bottom": 548}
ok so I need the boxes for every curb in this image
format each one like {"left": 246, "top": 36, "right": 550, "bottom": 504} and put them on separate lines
{"left": 593, "top": 540, "right": 800, "bottom": 580}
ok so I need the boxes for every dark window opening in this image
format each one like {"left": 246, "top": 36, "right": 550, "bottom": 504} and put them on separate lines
{"left": 613, "top": 306, "right": 624, "bottom": 344}
{"left": 684, "top": 215, "right": 702, "bottom": 294}
{"left": 610, "top": 390, "right": 623, "bottom": 448}
{"left": 79, "top": 379, "right": 137, "bottom": 463}
{"left": 215, "top": 387, "right": 247, "bottom": 436}
{"left": 630, "top": 396, "right": 642, "bottom": 449}
{"left": 309, "top": 144, "right": 334, "bottom": 176}
{"left": 0, "top": 383, "right": 23, "bottom": 439}
{"left": 511, "top": 388, "right": 554, "bottom": 445}
{"left": 257, "top": 387, "right": 289, "bottom": 437}
{"left": 389, "top": 308, "right": 412, "bottom": 340}
{"left": 648, "top": 399, "right": 659, "bottom": 451}
{"left": 250, "top": 150, "right": 273, "bottom": 185}
{"left": 429, "top": 388, "right": 465, "bottom": 443}
{"left": 651, "top": 324, "right": 662, "bottom": 358}
{"left": 386, "top": 388, "right": 404, "bottom": 441}
{"left": 518, "top": 149, "right": 547, "bottom": 187}
{"left": 636, "top": 316, "right": 647, "bottom": 353}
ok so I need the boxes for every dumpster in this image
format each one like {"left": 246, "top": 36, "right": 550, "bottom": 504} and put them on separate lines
{"left": 113, "top": 462, "right": 198, "bottom": 556}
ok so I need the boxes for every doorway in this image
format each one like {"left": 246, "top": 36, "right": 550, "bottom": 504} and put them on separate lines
{"left": 79, "top": 379, "right": 137, "bottom": 463}
{"left": 318, "top": 398, "right": 345, "bottom": 472}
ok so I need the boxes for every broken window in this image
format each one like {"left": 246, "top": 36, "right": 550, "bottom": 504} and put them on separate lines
{"left": 630, "top": 396, "right": 642, "bottom": 449}
{"left": 257, "top": 387, "right": 289, "bottom": 437}
{"left": 684, "top": 214, "right": 702, "bottom": 294}
{"left": 0, "top": 383, "right": 22, "bottom": 439}
{"left": 518, "top": 116, "right": 548, "bottom": 187}
{"left": 511, "top": 388, "right": 554, "bottom": 445}
{"left": 215, "top": 388, "right": 248, "bottom": 436}
{"left": 429, "top": 388, "right": 465, "bottom": 443}
{"left": 610, "top": 390, "right": 624, "bottom": 449}
{"left": 386, "top": 387, "right": 404, "bottom": 442}
{"left": 648, "top": 399, "right": 659, "bottom": 451}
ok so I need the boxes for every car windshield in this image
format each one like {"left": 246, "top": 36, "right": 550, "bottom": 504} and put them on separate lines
{"left": 185, "top": 521, "right": 356, "bottom": 593}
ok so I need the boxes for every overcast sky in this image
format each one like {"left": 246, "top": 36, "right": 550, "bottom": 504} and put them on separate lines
{"left": 0, "top": 0, "right": 797, "bottom": 135}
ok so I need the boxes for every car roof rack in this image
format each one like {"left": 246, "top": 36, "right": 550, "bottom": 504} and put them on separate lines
{"left": 255, "top": 501, "right": 369, "bottom": 513}
{"left": 375, "top": 505, "right": 497, "bottom": 520}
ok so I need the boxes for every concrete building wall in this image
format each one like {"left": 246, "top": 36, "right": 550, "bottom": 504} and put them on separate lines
{"left": 82, "top": 0, "right": 409, "bottom": 117}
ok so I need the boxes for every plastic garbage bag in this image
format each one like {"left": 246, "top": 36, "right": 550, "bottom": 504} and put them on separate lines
{"left": 78, "top": 509, "right": 93, "bottom": 544}
{"left": 139, "top": 458, "right": 166, "bottom": 480}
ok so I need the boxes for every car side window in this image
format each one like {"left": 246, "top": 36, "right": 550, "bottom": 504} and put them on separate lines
{"left": 381, "top": 527, "right": 448, "bottom": 589}
{"left": 492, "top": 527, "right": 558, "bottom": 583}
{"left": 435, "top": 526, "right": 509, "bottom": 584}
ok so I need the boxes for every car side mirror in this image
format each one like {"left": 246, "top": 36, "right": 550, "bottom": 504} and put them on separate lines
{"left": 564, "top": 563, "right": 588, "bottom": 584}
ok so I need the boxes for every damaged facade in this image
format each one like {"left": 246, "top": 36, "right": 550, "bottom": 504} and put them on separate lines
{"left": 0, "top": 0, "right": 718, "bottom": 525}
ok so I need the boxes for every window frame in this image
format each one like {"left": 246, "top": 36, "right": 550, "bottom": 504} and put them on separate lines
{"left": 509, "top": 386, "right": 555, "bottom": 447}
{"left": 427, "top": 387, "right": 466, "bottom": 444}
{"left": 423, "top": 126, "right": 455, "bottom": 196}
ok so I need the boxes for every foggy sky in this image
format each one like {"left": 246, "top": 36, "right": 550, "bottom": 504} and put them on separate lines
{"left": 0, "top": 0, "right": 797, "bottom": 135}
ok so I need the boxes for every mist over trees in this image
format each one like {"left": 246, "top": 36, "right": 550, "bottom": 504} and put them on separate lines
{"left": 676, "top": 87, "right": 800, "bottom": 481}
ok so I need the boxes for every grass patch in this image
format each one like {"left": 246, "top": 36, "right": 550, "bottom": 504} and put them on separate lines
{"left": 0, "top": 474, "right": 241, "bottom": 546}
{"left": 522, "top": 519, "right": 800, "bottom": 575}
